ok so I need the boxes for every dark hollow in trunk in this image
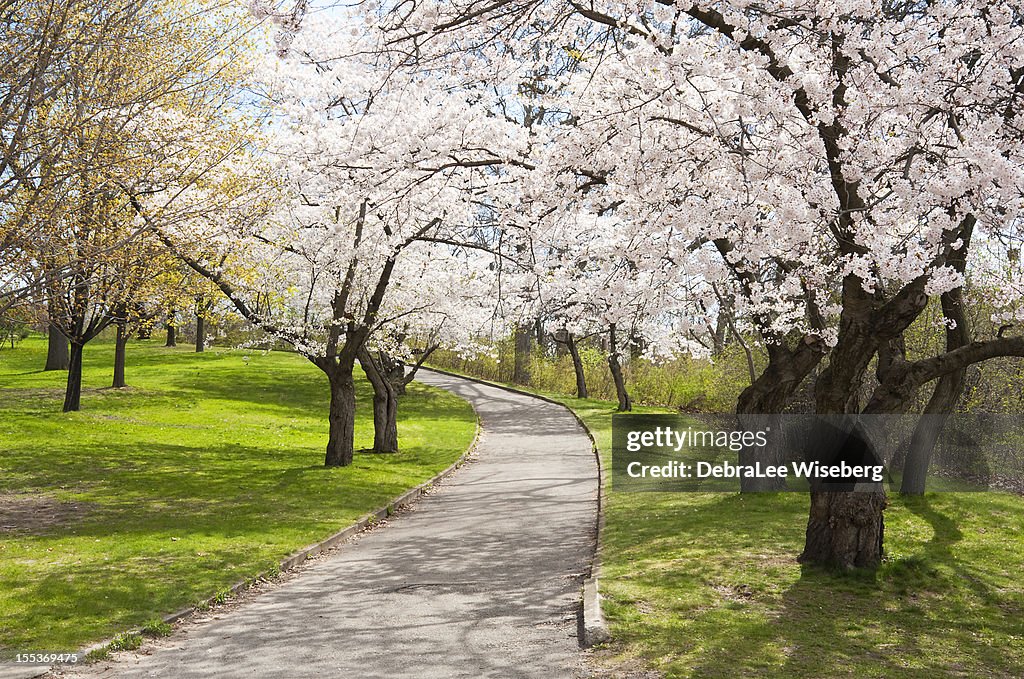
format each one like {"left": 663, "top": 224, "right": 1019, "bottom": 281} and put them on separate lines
{"left": 195, "top": 315, "right": 205, "bottom": 353}
{"left": 565, "top": 332, "right": 588, "bottom": 399}
{"left": 63, "top": 342, "right": 85, "bottom": 412}
{"left": 112, "top": 322, "right": 128, "bottom": 388}
{"left": 45, "top": 322, "right": 70, "bottom": 371}
{"left": 358, "top": 347, "right": 399, "bottom": 454}
{"left": 165, "top": 322, "right": 176, "bottom": 347}
{"left": 325, "top": 369, "right": 357, "bottom": 467}
{"left": 800, "top": 490, "right": 887, "bottom": 570}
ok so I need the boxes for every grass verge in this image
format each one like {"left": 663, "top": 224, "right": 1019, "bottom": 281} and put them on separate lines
{"left": 429, "top": 366, "right": 1024, "bottom": 678}
{"left": 0, "top": 336, "right": 476, "bottom": 657}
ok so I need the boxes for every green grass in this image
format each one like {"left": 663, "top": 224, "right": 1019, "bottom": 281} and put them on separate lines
{"left": 567, "top": 398, "right": 1024, "bottom": 678}
{"left": 427, "top": 366, "right": 1024, "bottom": 678}
{"left": 0, "top": 336, "right": 476, "bottom": 658}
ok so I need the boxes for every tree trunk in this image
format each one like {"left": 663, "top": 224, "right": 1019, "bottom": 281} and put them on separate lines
{"left": 195, "top": 314, "right": 205, "bottom": 352}
{"left": 735, "top": 338, "right": 825, "bottom": 491}
{"left": 112, "top": 322, "right": 128, "bottom": 388}
{"left": 899, "top": 322, "right": 967, "bottom": 495}
{"left": 358, "top": 347, "right": 399, "bottom": 454}
{"left": 901, "top": 225, "right": 972, "bottom": 495}
{"left": 513, "top": 323, "right": 532, "bottom": 385}
{"left": 63, "top": 341, "right": 84, "bottom": 412}
{"left": 45, "top": 322, "right": 70, "bottom": 371}
{"left": 608, "top": 324, "right": 631, "bottom": 411}
{"left": 325, "top": 367, "right": 357, "bottom": 467}
{"left": 713, "top": 312, "right": 728, "bottom": 355}
{"left": 565, "top": 332, "right": 588, "bottom": 399}
{"left": 165, "top": 320, "right": 176, "bottom": 347}
{"left": 799, "top": 490, "right": 887, "bottom": 570}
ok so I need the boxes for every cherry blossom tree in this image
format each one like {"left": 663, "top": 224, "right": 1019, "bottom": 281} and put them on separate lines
{"left": 137, "top": 11, "right": 528, "bottom": 466}
{"left": 379, "top": 0, "right": 1024, "bottom": 568}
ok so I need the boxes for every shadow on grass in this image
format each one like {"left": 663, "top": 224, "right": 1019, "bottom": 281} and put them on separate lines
{"left": 600, "top": 490, "right": 1024, "bottom": 678}
{"left": 677, "top": 496, "right": 1020, "bottom": 678}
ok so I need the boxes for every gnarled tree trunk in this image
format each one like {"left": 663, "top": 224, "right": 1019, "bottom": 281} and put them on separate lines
{"left": 800, "top": 490, "right": 887, "bottom": 569}
{"left": 325, "top": 362, "right": 357, "bottom": 467}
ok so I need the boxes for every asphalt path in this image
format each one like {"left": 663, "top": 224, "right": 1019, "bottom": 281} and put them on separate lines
{"left": 58, "top": 369, "right": 598, "bottom": 678}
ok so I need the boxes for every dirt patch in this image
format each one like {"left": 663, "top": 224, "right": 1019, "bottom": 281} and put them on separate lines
{"left": 0, "top": 493, "right": 93, "bottom": 533}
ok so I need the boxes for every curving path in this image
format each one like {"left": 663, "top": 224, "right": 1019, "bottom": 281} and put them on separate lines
{"left": 60, "top": 369, "right": 598, "bottom": 679}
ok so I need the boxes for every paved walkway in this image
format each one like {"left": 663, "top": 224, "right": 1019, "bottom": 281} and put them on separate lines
{"left": 61, "top": 370, "right": 598, "bottom": 678}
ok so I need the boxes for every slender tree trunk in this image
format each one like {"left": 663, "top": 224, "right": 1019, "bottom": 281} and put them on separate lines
{"left": 901, "top": 226, "right": 972, "bottom": 495}
{"left": 899, "top": 332, "right": 966, "bottom": 495}
{"left": 513, "top": 323, "right": 532, "bottom": 385}
{"left": 165, "top": 320, "right": 176, "bottom": 347}
{"left": 608, "top": 324, "right": 631, "bottom": 412}
{"left": 63, "top": 341, "right": 84, "bottom": 412}
{"left": 565, "top": 332, "right": 588, "bottom": 399}
{"left": 535, "top": 317, "right": 547, "bottom": 351}
{"left": 713, "top": 313, "right": 728, "bottom": 355}
{"left": 112, "top": 322, "right": 128, "bottom": 388}
{"left": 45, "top": 322, "right": 70, "bottom": 371}
{"left": 358, "top": 347, "right": 399, "bottom": 453}
{"left": 195, "top": 314, "right": 205, "bottom": 353}
{"left": 325, "top": 367, "right": 357, "bottom": 467}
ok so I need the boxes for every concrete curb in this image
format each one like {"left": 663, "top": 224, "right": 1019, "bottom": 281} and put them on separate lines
{"left": 62, "top": 408, "right": 483, "bottom": 670}
{"left": 419, "top": 366, "right": 611, "bottom": 648}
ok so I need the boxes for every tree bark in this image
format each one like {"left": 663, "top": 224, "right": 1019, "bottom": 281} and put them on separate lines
{"left": 357, "top": 347, "right": 399, "bottom": 453}
{"left": 195, "top": 314, "right": 205, "bottom": 353}
{"left": 565, "top": 332, "right": 588, "bottom": 399}
{"left": 901, "top": 224, "right": 972, "bottom": 494}
{"left": 112, "top": 322, "right": 128, "bottom": 388}
{"left": 63, "top": 341, "right": 84, "bottom": 412}
{"left": 608, "top": 324, "right": 631, "bottom": 411}
{"left": 735, "top": 336, "right": 826, "bottom": 491}
{"left": 713, "top": 312, "right": 728, "bottom": 356}
{"left": 325, "top": 366, "right": 357, "bottom": 466}
{"left": 44, "top": 322, "right": 69, "bottom": 371}
{"left": 165, "top": 318, "right": 176, "bottom": 347}
{"left": 513, "top": 323, "right": 532, "bottom": 385}
{"left": 799, "top": 490, "right": 887, "bottom": 570}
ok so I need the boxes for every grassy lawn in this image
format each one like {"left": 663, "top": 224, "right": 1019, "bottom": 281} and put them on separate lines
{"left": 0, "top": 336, "right": 476, "bottom": 658}
{"left": 426, "top": 366, "right": 1024, "bottom": 678}
{"left": 564, "top": 397, "right": 1024, "bottom": 679}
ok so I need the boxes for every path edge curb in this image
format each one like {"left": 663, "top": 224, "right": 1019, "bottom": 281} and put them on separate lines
{"left": 420, "top": 366, "right": 610, "bottom": 648}
{"left": 60, "top": 404, "right": 484, "bottom": 672}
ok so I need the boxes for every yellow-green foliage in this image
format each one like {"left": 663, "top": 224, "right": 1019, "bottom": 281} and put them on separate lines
{"left": 432, "top": 341, "right": 754, "bottom": 413}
